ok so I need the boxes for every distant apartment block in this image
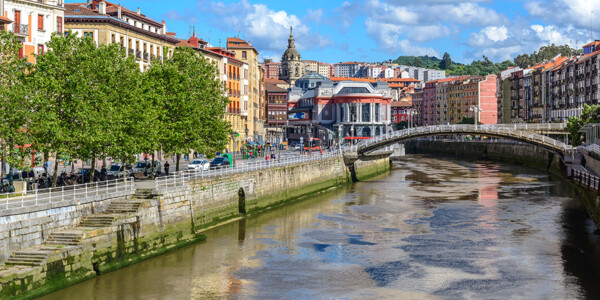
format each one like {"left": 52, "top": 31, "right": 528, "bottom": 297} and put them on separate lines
{"left": 334, "top": 62, "right": 366, "bottom": 77}
{"left": 397, "top": 65, "right": 446, "bottom": 83}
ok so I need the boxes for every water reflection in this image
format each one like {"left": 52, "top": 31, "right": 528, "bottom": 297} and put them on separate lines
{"left": 41, "top": 155, "right": 600, "bottom": 299}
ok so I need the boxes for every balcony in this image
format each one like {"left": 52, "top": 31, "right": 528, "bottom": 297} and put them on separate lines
{"left": 13, "top": 24, "right": 28, "bottom": 36}
{"left": 136, "top": 51, "right": 141, "bottom": 59}
{"left": 128, "top": 49, "right": 134, "bottom": 56}
{"left": 143, "top": 52, "right": 149, "bottom": 61}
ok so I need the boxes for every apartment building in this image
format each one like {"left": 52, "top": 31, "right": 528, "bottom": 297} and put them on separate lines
{"left": 228, "top": 37, "right": 265, "bottom": 142}
{"left": 2, "top": 0, "right": 65, "bottom": 63}
{"left": 65, "top": 0, "right": 178, "bottom": 71}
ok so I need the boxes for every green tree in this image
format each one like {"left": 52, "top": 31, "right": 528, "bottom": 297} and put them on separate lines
{"left": 29, "top": 32, "right": 103, "bottom": 185}
{"left": 567, "top": 104, "right": 600, "bottom": 146}
{"left": 439, "top": 52, "right": 452, "bottom": 69}
{"left": 413, "top": 57, "right": 423, "bottom": 67}
{"left": 396, "top": 121, "right": 409, "bottom": 130}
{"left": 0, "top": 31, "right": 33, "bottom": 176}
{"left": 147, "top": 47, "right": 231, "bottom": 172}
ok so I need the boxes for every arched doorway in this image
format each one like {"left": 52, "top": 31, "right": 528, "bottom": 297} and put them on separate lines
{"left": 238, "top": 188, "right": 246, "bottom": 214}
{"left": 362, "top": 127, "right": 371, "bottom": 137}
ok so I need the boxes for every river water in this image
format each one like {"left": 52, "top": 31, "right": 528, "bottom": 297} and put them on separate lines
{"left": 41, "top": 155, "right": 600, "bottom": 299}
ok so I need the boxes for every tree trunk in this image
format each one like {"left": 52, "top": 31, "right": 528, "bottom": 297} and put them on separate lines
{"left": 52, "top": 152, "right": 59, "bottom": 187}
{"left": 151, "top": 153, "right": 155, "bottom": 180}
{"left": 89, "top": 155, "right": 96, "bottom": 184}
{"left": 176, "top": 154, "right": 180, "bottom": 172}
{"left": 1, "top": 141, "right": 5, "bottom": 178}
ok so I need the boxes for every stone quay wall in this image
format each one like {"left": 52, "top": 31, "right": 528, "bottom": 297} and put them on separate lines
{"left": 0, "top": 155, "right": 391, "bottom": 299}
{"left": 0, "top": 190, "right": 133, "bottom": 262}
{"left": 405, "top": 140, "right": 561, "bottom": 172}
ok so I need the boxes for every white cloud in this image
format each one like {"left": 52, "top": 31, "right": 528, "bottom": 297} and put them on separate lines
{"left": 195, "top": 0, "right": 332, "bottom": 58}
{"left": 530, "top": 25, "right": 571, "bottom": 46}
{"left": 398, "top": 40, "right": 440, "bottom": 57}
{"left": 526, "top": 0, "right": 600, "bottom": 30}
{"left": 305, "top": 9, "right": 324, "bottom": 23}
{"left": 406, "top": 25, "right": 452, "bottom": 42}
{"left": 482, "top": 26, "right": 509, "bottom": 42}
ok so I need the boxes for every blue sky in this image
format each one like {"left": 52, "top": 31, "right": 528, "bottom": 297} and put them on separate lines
{"left": 72, "top": 0, "right": 600, "bottom": 64}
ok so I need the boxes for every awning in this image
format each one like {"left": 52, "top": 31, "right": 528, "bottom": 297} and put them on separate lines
{"left": 0, "top": 16, "right": 13, "bottom": 24}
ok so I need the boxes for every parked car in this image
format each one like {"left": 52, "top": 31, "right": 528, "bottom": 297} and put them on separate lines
{"left": 187, "top": 159, "right": 210, "bottom": 172}
{"left": 75, "top": 168, "right": 102, "bottom": 184}
{"left": 106, "top": 162, "right": 133, "bottom": 179}
{"left": 133, "top": 161, "right": 161, "bottom": 177}
{"left": 209, "top": 157, "right": 230, "bottom": 169}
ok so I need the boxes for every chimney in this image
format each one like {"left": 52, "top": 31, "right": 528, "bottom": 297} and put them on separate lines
{"left": 161, "top": 20, "right": 166, "bottom": 34}
{"left": 117, "top": 5, "right": 122, "bottom": 19}
{"left": 98, "top": 0, "right": 106, "bottom": 14}
{"left": 137, "top": 7, "right": 141, "bottom": 15}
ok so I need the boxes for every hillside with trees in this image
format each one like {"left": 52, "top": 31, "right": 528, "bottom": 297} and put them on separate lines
{"left": 389, "top": 44, "right": 582, "bottom": 77}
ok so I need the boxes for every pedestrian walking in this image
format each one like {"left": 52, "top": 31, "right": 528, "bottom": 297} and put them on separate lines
{"left": 320, "top": 149, "right": 323, "bottom": 156}
{"left": 100, "top": 165, "right": 107, "bottom": 181}
{"left": 164, "top": 161, "right": 170, "bottom": 176}
{"left": 43, "top": 161, "right": 48, "bottom": 174}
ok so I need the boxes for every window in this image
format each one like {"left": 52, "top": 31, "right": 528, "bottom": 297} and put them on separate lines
{"left": 57, "top": 16, "right": 63, "bottom": 33}
{"left": 242, "top": 51, "right": 247, "bottom": 60}
{"left": 84, "top": 31, "right": 94, "bottom": 39}
{"left": 38, "top": 14, "right": 44, "bottom": 30}
{"left": 38, "top": 44, "right": 44, "bottom": 55}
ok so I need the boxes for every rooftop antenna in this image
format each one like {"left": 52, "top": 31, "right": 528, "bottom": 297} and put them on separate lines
{"left": 592, "top": 10, "right": 595, "bottom": 42}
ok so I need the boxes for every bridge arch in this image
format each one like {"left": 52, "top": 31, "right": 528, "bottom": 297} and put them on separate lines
{"left": 350, "top": 124, "right": 573, "bottom": 157}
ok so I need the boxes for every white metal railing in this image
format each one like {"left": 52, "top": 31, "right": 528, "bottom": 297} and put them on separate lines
{"left": 585, "top": 144, "right": 600, "bottom": 156}
{"left": 344, "top": 124, "right": 573, "bottom": 155}
{"left": 155, "top": 150, "right": 343, "bottom": 191}
{"left": 0, "top": 177, "right": 136, "bottom": 212}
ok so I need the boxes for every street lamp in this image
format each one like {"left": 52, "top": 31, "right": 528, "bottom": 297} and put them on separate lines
{"left": 231, "top": 131, "right": 238, "bottom": 165}
{"left": 307, "top": 124, "right": 313, "bottom": 155}
{"left": 469, "top": 105, "right": 482, "bottom": 129}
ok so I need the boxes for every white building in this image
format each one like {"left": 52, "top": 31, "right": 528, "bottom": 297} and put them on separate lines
{"left": 2, "top": 0, "right": 65, "bottom": 62}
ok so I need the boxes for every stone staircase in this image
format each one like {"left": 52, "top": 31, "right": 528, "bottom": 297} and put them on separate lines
{"left": 3, "top": 189, "right": 153, "bottom": 267}
{"left": 45, "top": 231, "right": 84, "bottom": 246}
{"left": 79, "top": 215, "right": 117, "bottom": 228}
{"left": 4, "top": 249, "right": 51, "bottom": 266}
{"left": 105, "top": 199, "right": 145, "bottom": 214}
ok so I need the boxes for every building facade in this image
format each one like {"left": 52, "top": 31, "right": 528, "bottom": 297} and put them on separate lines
{"left": 227, "top": 36, "right": 265, "bottom": 142}
{"left": 265, "top": 79, "right": 288, "bottom": 145}
{"left": 3, "top": 0, "right": 65, "bottom": 63}
{"left": 287, "top": 77, "right": 392, "bottom": 146}
{"left": 65, "top": 1, "right": 178, "bottom": 71}
{"left": 264, "top": 62, "right": 280, "bottom": 79}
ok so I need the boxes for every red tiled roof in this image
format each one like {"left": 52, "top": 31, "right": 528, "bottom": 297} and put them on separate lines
{"left": 583, "top": 41, "right": 600, "bottom": 48}
{"left": 0, "top": 16, "right": 12, "bottom": 24}
{"left": 65, "top": 3, "right": 179, "bottom": 43}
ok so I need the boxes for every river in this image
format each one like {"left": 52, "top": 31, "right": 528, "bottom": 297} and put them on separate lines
{"left": 40, "top": 155, "right": 600, "bottom": 299}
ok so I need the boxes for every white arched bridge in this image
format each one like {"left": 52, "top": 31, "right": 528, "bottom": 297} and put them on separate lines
{"left": 344, "top": 123, "right": 574, "bottom": 157}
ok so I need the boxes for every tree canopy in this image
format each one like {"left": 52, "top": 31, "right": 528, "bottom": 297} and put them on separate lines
{"left": 567, "top": 104, "right": 600, "bottom": 146}
{"left": 0, "top": 31, "right": 231, "bottom": 184}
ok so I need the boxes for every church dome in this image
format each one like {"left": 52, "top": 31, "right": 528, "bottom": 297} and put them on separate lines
{"left": 282, "top": 27, "right": 301, "bottom": 61}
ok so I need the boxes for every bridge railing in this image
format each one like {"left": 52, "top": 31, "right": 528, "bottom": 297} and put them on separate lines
{"left": 345, "top": 124, "right": 573, "bottom": 154}
{"left": 155, "top": 150, "right": 343, "bottom": 192}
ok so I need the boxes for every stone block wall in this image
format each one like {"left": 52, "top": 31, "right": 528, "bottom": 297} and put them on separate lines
{"left": 0, "top": 192, "right": 132, "bottom": 262}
